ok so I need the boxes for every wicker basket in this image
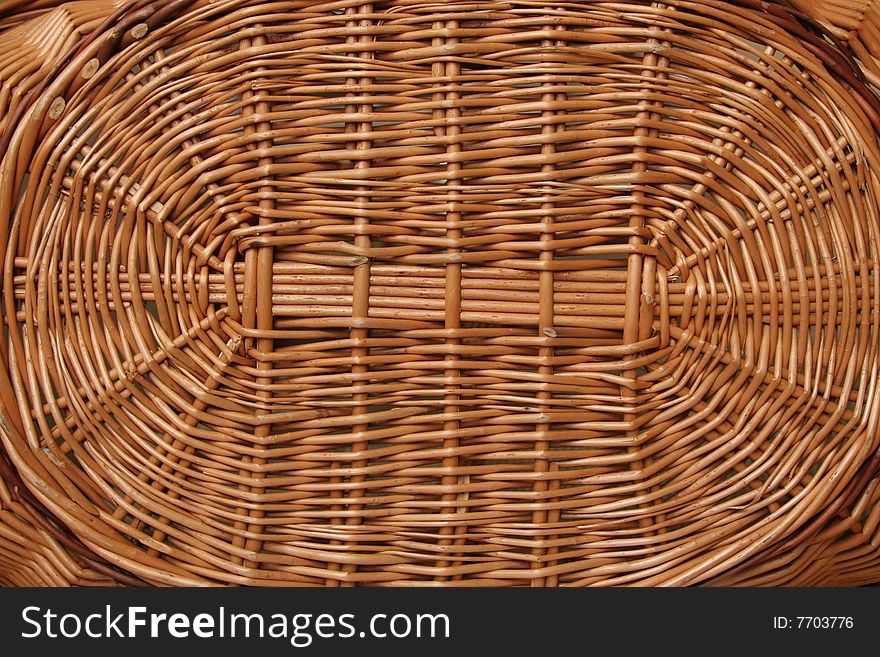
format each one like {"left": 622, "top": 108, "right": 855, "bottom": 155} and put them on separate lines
{"left": 1, "top": 0, "right": 879, "bottom": 586}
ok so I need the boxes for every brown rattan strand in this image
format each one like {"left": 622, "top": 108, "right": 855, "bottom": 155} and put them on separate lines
{"left": 1, "top": 0, "right": 880, "bottom": 587}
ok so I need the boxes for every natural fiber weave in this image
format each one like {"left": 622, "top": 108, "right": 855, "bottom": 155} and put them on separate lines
{"left": 1, "top": 0, "right": 880, "bottom": 586}
{"left": 0, "top": 0, "right": 132, "bottom": 586}
{"left": 790, "top": 0, "right": 880, "bottom": 84}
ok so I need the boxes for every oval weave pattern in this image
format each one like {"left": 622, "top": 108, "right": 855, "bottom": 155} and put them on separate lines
{"left": 1, "top": 0, "right": 880, "bottom": 586}
{"left": 0, "top": 0, "right": 130, "bottom": 587}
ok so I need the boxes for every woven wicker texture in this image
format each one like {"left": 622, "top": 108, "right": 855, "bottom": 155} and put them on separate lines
{"left": 0, "top": 0, "right": 130, "bottom": 586}
{"left": 789, "top": 1, "right": 880, "bottom": 84}
{"left": 1, "top": 0, "right": 880, "bottom": 586}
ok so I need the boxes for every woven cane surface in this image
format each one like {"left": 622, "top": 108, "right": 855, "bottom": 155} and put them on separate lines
{"left": 0, "top": 0, "right": 879, "bottom": 586}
